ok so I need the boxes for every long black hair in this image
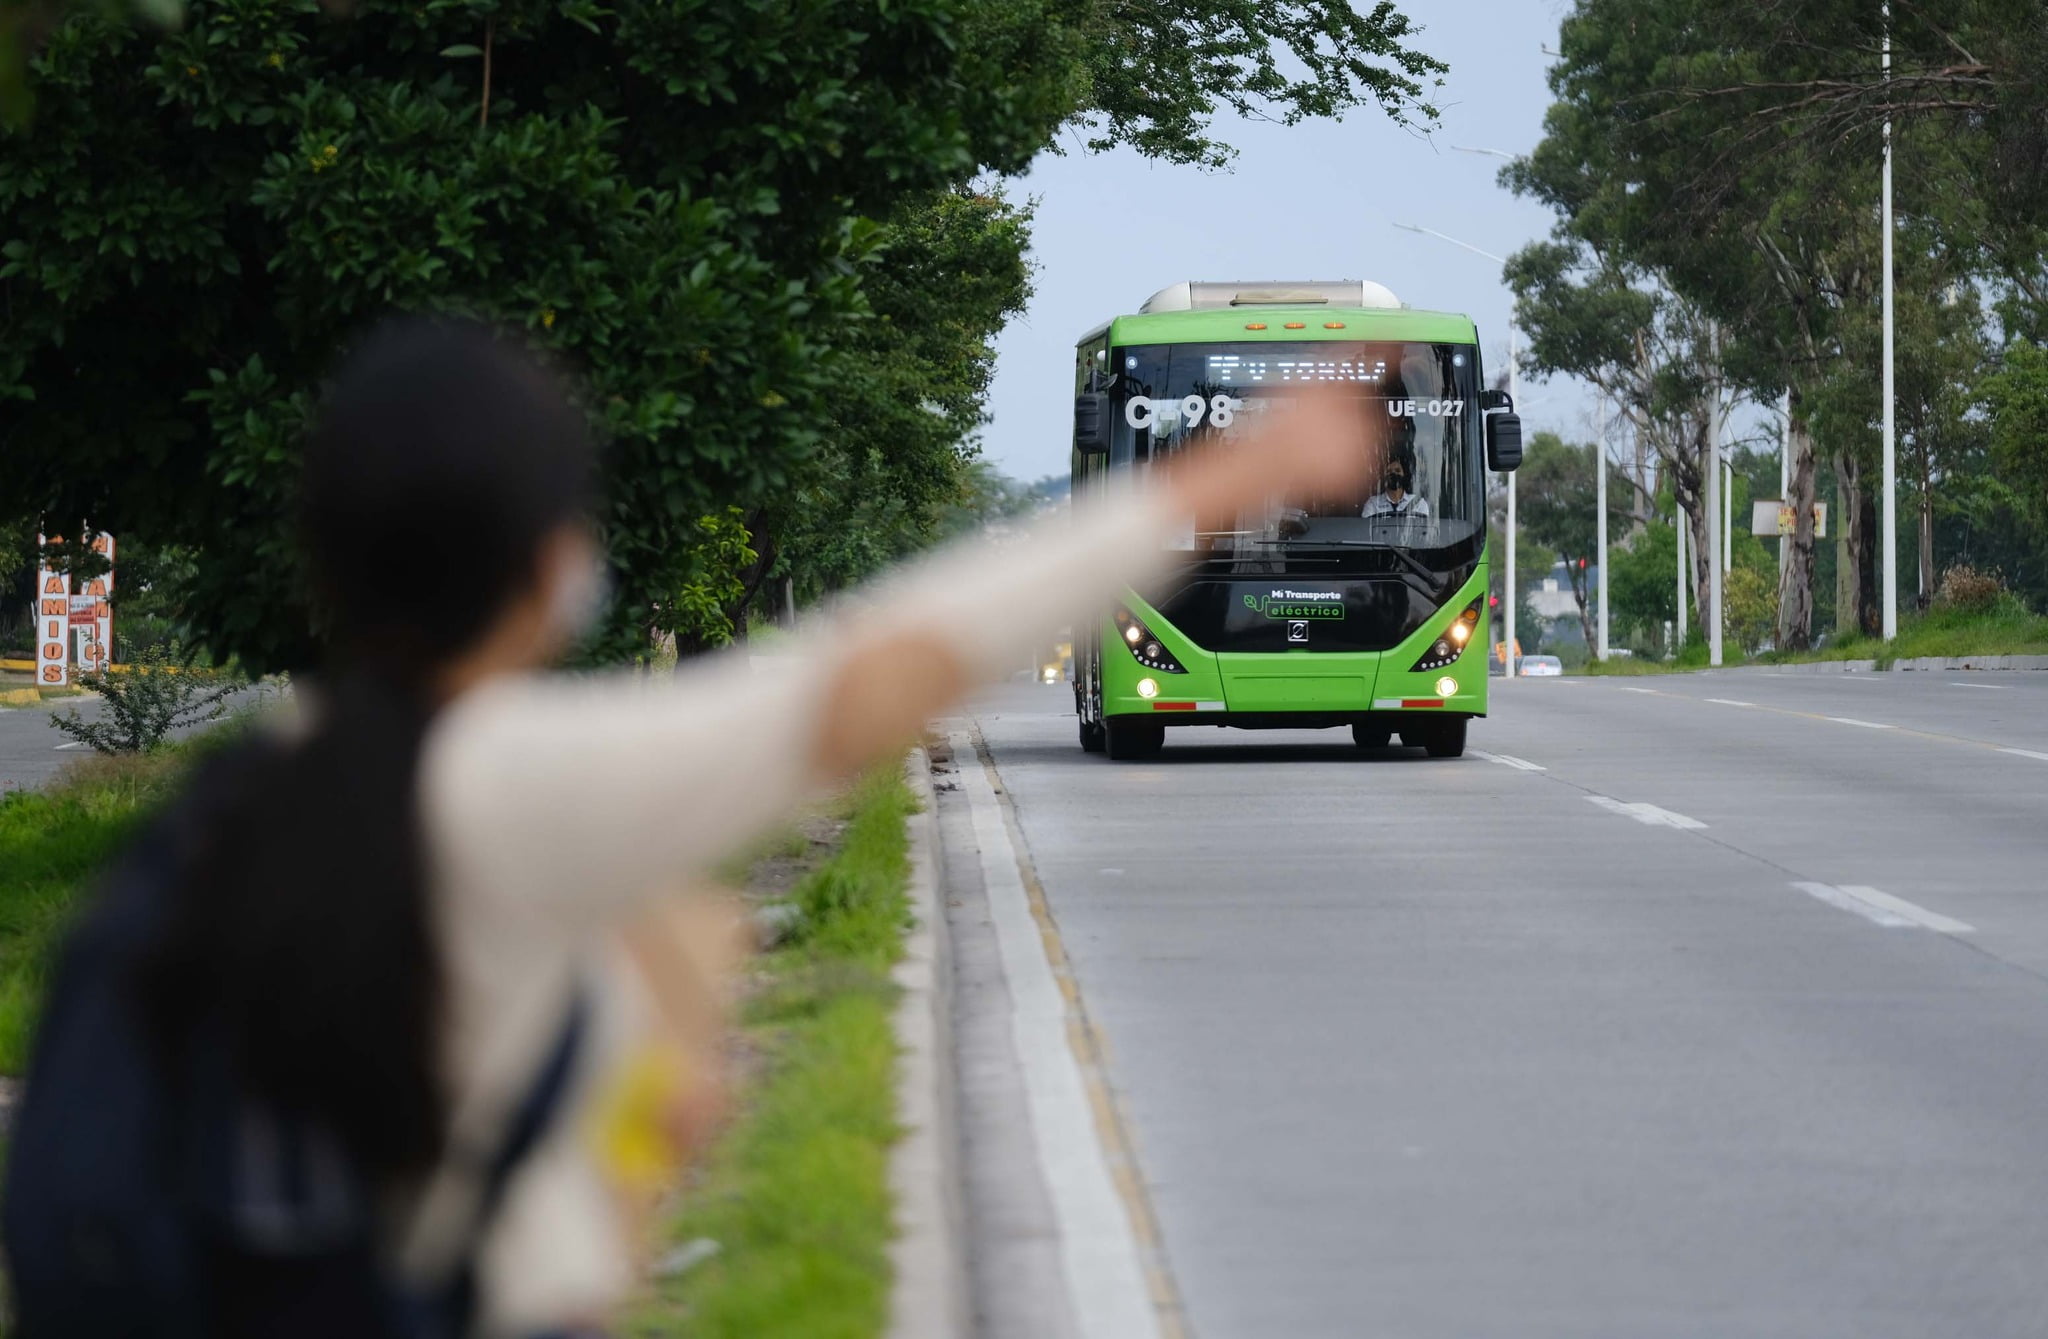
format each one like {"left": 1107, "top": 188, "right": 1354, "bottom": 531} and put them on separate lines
{"left": 142, "top": 317, "right": 596, "bottom": 1182}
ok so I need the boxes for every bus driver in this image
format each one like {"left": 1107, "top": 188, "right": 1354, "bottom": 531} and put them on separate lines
{"left": 1362, "top": 439, "right": 1429, "bottom": 519}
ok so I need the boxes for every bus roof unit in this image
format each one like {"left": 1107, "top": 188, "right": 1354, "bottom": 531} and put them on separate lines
{"left": 1139, "top": 280, "right": 1403, "bottom": 313}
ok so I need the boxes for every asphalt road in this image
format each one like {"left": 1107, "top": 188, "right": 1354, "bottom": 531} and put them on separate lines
{"left": 0, "top": 686, "right": 275, "bottom": 793}
{"left": 943, "top": 669, "right": 2048, "bottom": 1339}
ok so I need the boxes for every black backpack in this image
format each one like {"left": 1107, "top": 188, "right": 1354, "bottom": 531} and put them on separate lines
{"left": 2, "top": 770, "right": 587, "bottom": 1339}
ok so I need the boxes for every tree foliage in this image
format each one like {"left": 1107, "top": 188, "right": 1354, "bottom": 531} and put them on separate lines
{"left": 1075, "top": 0, "right": 1443, "bottom": 168}
{"left": 1513, "top": 430, "right": 1629, "bottom": 652}
{"left": 1512, "top": 0, "right": 2048, "bottom": 651}
{"left": 3, "top": 0, "right": 1442, "bottom": 671}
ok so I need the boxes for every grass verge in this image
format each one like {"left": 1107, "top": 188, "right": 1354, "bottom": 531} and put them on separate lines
{"left": 0, "top": 750, "right": 192, "bottom": 1074}
{"left": 1575, "top": 603, "right": 2048, "bottom": 675}
{"left": 625, "top": 767, "right": 918, "bottom": 1339}
{"left": 1761, "top": 600, "right": 2048, "bottom": 667}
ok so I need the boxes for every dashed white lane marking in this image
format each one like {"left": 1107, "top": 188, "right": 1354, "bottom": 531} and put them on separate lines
{"left": 1951, "top": 681, "right": 2007, "bottom": 690}
{"left": 1998, "top": 748, "right": 2048, "bottom": 763}
{"left": 1705, "top": 698, "right": 1755, "bottom": 707}
{"left": 53, "top": 741, "right": 88, "bottom": 750}
{"left": 1585, "top": 796, "right": 1707, "bottom": 829}
{"left": 1617, "top": 686, "right": 1660, "bottom": 695}
{"left": 1472, "top": 750, "right": 1546, "bottom": 771}
{"left": 1825, "top": 716, "right": 1896, "bottom": 729}
{"left": 1792, "top": 882, "right": 1975, "bottom": 934}
{"left": 951, "top": 730, "right": 1161, "bottom": 1339}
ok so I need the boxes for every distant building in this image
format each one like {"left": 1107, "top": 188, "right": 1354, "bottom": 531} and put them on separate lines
{"left": 1527, "top": 560, "right": 1598, "bottom": 620}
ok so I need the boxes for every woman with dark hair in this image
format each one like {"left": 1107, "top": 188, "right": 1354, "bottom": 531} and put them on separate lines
{"left": 3, "top": 316, "right": 1363, "bottom": 1338}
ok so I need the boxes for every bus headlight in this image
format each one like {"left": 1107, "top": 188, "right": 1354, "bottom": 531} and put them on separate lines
{"left": 1411, "top": 599, "right": 1483, "bottom": 672}
{"left": 1435, "top": 676, "right": 1460, "bottom": 698}
{"left": 1114, "top": 607, "right": 1186, "bottom": 673}
{"left": 1137, "top": 677, "right": 1159, "bottom": 699}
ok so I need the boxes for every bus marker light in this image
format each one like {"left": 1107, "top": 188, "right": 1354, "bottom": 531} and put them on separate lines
{"left": 1323, "top": 322, "right": 1346, "bottom": 329}
{"left": 1435, "top": 677, "right": 1460, "bottom": 698}
{"left": 1244, "top": 322, "right": 1268, "bottom": 331}
{"left": 1283, "top": 321, "right": 1307, "bottom": 329}
{"left": 1137, "top": 678, "right": 1159, "bottom": 699}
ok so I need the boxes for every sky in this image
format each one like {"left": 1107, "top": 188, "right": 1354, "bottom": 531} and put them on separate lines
{"left": 978, "top": 0, "right": 1589, "bottom": 485}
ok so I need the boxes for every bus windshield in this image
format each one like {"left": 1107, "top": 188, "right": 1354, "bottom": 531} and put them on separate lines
{"left": 1113, "top": 341, "right": 1484, "bottom": 552}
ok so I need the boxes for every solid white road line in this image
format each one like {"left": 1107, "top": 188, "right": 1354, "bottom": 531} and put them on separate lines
{"left": 1998, "top": 747, "right": 2048, "bottom": 763}
{"left": 1950, "top": 681, "right": 2007, "bottom": 690}
{"left": 950, "top": 730, "right": 1160, "bottom": 1339}
{"left": 1472, "top": 750, "right": 1546, "bottom": 771}
{"left": 1792, "top": 882, "right": 1975, "bottom": 934}
{"left": 1585, "top": 795, "right": 1707, "bottom": 829}
{"left": 1825, "top": 716, "right": 1896, "bottom": 729}
{"left": 1705, "top": 698, "right": 1755, "bottom": 707}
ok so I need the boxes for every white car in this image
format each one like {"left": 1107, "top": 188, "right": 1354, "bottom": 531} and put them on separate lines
{"left": 1518, "top": 654, "right": 1564, "bottom": 677}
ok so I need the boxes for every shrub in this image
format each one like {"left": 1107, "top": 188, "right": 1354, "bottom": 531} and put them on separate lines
{"left": 1725, "top": 565, "right": 1779, "bottom": 657}
{"left": 49, "top": 642, "right": 246, "bottom": 754}
{"left": 1934, "top": 563, "right": 2010, "bottom": 613}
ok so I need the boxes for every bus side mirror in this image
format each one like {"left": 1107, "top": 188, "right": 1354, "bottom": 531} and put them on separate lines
{"left": 1486, "top": 411, "right": 1523, "bottom": 472}
{"left": 1074, "top": 392, "right": 1110, "bottom": 455}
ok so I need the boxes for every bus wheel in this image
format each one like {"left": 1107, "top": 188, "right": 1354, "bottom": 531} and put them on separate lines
{"left": 1351, "top": 725, "right": 1391, "bottom": 750}
{"left": 1422, "top": 718, "right": 1467, "bottom": 759}
{"left": 1078, "top": 714, "right": 1106, "bottom": 753}
{"left": 1105, "top": 720, "right": 1164, "bottom": 760}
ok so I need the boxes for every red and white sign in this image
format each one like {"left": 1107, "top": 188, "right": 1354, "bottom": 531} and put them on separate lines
{"left": 32, "top": 530, "right": 114, "bottom": 683}
{"left": 35, "top": 533, "right": 69, "bottom": 687}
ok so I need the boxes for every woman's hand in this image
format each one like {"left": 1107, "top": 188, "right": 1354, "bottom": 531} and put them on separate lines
{"left": 1165, "top": 383, "right": 1373, "bottom": 521}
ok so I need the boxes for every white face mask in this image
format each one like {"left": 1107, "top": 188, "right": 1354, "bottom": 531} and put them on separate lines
{"left": 544, "top": 546, "right": 611, "bottom": 646}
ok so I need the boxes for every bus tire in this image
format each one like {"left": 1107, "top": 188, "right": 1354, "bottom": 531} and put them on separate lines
{"left": 1351, "top": 725, "right": 1391, "bottom": 750}
{"left": 1422, "top": 718, "right": 1467, "bottom": 758}
{"left": 1105, "top": 719, "right": 1164, "bottom": 760}
{"left": 1079, "top": 714, "right": 1105, "bottom": 753}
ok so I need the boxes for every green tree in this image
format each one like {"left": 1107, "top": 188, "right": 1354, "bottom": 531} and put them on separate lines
{"left": 1606, "top": 518, "right": 1678, "bottom": 654}
{"left": 3, "top": 0, "right": 1444, "bottom": 671}
{"left": 1076, "top": 0, "right": 1443, "bottom": 169}
{"left": 1984, "top": 341, "right": 2048, "bottom": 525}
{"left": 1723, "top": 564, "right": 1777, "bottom": 657}
{"left": 1513, "top": 429, "right": 1630, "bottom": 653}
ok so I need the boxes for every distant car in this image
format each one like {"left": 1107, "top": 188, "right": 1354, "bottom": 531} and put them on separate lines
{"left": 1519, "top": 654, "right": 1564, "bottom": 677}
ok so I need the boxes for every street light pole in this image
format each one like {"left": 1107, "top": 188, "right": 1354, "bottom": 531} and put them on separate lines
{"left": 1707, "top": 351, "right": 1723, "bottom": 667}
{"left": 1881, "top": 3, "right": 1899, "bottom": 639}
{"left": 1596, "top": 394, "right": 1609, "bottom": 660}
{"left": 1393, "top": 217, "right": 1520, "bottom": 678}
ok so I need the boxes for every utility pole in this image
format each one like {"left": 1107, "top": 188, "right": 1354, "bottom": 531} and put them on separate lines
{"left": 1780, "top": 390, "right": 1791, "bottom": 576}
{"left": 1596, "top": 394, "right": 1609, "bottom": 660}
{"left": 1881, "top": 1, "right": 1899, "bottom": 639}
{"left": 1507, "top": 323, "right": 1519, "bottom": 678}
{"left": 1707, "top": 332, "right": 1724, "bottom": 667}
{"left": 1677, "top": 506, "right": 1688, "bottom": 656}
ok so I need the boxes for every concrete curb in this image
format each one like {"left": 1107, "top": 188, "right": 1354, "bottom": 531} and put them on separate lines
{"left": 1717, "top": 655, "right": 2048, "bottom": 675}
{"left": 887, "top": 746, "right": 970, "bottom": 1339}
{"left": 1887, "top": 654, "right": 2048, "bottom": 672}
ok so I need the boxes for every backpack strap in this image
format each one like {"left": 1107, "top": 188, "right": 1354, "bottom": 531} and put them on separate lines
{"left": 429, "top": 988, "right": 592, "bottom": 1338}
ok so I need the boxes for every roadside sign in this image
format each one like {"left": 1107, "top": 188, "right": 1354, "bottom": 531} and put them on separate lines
{"left": 1751, "top": 500, "right": 1829, "bottom": 538}
{"left": 35, "top": 533, "right": 68, "bottom": 687}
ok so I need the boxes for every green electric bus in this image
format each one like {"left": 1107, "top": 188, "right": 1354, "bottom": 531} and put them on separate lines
{"left": 1069, "top": 280, "right": 1523, "bottom": 761}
